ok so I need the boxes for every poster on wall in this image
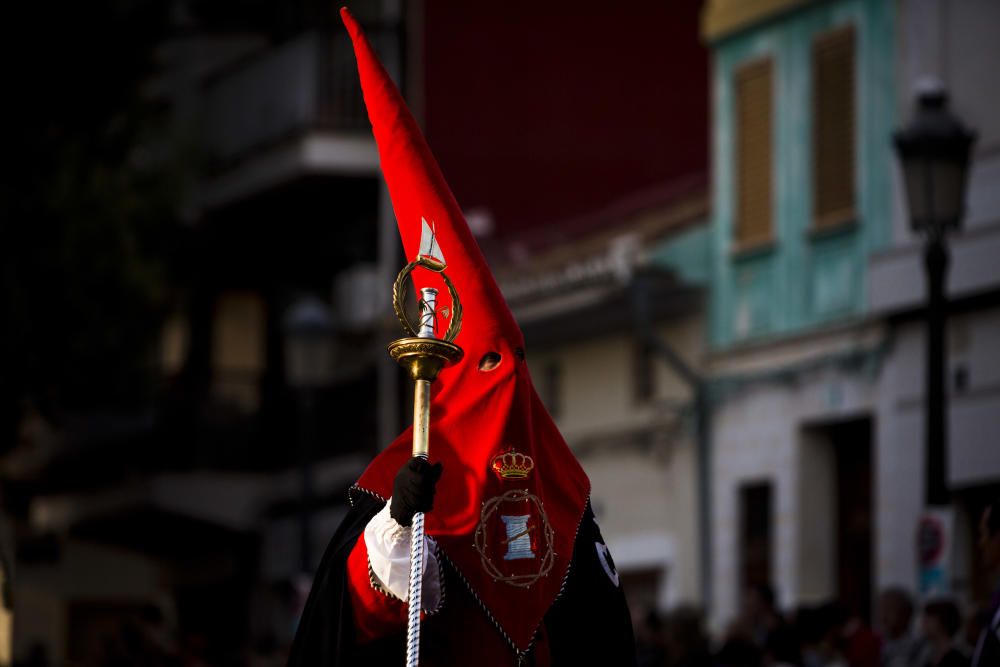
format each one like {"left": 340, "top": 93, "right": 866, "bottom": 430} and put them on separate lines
{"left": 917, "top": 508, "right": 954, "bottom": 596}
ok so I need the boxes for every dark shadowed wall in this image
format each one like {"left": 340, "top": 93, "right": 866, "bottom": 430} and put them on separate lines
{"left": 422, "top": 0, "right": 708, "bottom": 237}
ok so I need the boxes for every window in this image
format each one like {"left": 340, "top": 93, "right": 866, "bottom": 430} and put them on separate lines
{"left": 160, "top": 314, "right": 189, "bottom": 377}
{"left": 211, "top": 291, "right": 265, "bottom": 411}
{"left": 735, "top": 58, "right": 774, "bottom": 249}
{"left": 812, "top": 25, "right": 856, "bottom": 229}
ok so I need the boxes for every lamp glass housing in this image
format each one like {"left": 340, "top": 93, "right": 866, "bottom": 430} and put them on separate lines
{"left": 284, "top": 297, "right": 336, "bottom": 388}
{"left": 900, "top": 156, "right": 969, "bottom": 232}
{"left": 893, "top": 88, "right": 975, "bottom": 234}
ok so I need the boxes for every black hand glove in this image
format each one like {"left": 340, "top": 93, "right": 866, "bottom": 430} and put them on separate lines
{"left": 390, "top": 457, "right": 444, "bottom": 527}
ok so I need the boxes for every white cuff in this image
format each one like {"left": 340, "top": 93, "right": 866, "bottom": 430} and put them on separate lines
{"left": 363, "top": 499, "right": 442, "bottom": 612}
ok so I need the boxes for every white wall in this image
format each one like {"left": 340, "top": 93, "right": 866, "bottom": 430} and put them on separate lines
{"left": 709, "top": 303, "right": 1000, "bottom": 627}
{"left": 797, "top": 428, "right": 837, "bottom": 604}
{"left": 584, "top": 441, "right": 700, "bottom": 608}
{"left": 527, "top": 314, "right": 705, "bottom": 610}
{"left": 530, "top": 316, "right": 701, "bottom": 443}
{"left": 711, "top": 383, "right": 800, "bottom": 629}
{"left": 709, "top": 347, "right": 877, "bottom": 630}
{"left": 874, "top": 306, "right": 1000, "bottom": 600}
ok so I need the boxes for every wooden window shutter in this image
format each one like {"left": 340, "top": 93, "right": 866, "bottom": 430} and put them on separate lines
{"left": 735, "top": 59, "right": 774, "bottom": 248}
{"left": 813, "top": 25, "right": 856, "bottom": 228}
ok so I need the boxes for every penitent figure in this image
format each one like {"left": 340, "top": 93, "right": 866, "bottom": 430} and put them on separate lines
{"left": 286, "top": 9, "right": 635, "bottom": 667}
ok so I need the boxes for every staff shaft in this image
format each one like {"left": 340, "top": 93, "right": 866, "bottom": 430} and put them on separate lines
{"left": 389, "top": 277, "right": 462, "bottom": 667}
{"left": 406, "top": 378, "right": 432, "bottom": 666}
{"left": 412, "top": 379, "right": 431, "bottom": 458}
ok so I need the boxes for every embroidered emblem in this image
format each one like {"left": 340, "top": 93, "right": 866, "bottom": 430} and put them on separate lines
{"left": 595, "top": 541, "right": 620, "bottom": 587}
{"left": 491, "top": 449, "right": 535, "bottom": 480}
{"left": 474, "top": 489, "right": 555, "bottom": 588}
{"left": 501, "top": 515, "right": 536, "bottom": 560}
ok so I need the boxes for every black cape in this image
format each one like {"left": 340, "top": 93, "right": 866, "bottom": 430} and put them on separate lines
{"left": 288, "top": 492, "right": 636, "bottom": 666}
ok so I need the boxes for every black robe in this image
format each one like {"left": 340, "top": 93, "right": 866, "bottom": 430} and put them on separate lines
{"left": 288, "top": 492, "right": 636, "bottom": 666}
{"left": 972, "top": 602, "right": 1000, "bottom": 667}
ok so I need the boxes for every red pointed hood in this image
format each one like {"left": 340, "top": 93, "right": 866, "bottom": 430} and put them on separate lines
{"left": 342, "top": 8, "right": 590, "bottom": 652}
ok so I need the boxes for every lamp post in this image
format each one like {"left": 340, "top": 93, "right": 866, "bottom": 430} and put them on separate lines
{"left": 893, "top": 83, "right": 975, "bottom": 509}
{"left": 284, "top": 295, "right": 336, "bottom": 573}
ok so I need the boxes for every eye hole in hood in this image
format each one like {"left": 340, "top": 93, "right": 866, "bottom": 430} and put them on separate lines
{"left": 478, "top": 351, "right": 502, "bottom": 372}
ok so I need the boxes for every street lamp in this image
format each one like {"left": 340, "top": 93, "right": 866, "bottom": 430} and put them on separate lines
{"left": 284, "top": 295, "right": 336, "bottom": 573}
{"left": 284, "top": 296, "right": 336, "bottom": 390}
{"left": 893, "top": 83, "right": 975, "bottom": 507}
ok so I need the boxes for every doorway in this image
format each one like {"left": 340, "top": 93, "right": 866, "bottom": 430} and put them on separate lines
{"left": 833, "top": 418, "right": 873, "bottom": 621}
{"left": 800, "top": 417, "right": 873, "bottom": 620}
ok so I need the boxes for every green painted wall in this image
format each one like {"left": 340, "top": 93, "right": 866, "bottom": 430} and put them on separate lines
{"left": 650, "top": 224, "right": 712, "bottom": 287}
{"left": 708, "top": 0, "right": 894, "bottom": 348}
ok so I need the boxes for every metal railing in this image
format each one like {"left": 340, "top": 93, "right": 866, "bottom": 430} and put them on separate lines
{"left": 203, "top": 28, "right": 397, "bottom": 164}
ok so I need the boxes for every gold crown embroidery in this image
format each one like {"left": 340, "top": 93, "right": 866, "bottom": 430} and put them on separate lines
{"left": 491, "top": 449, "right": 535, "bottom": 480}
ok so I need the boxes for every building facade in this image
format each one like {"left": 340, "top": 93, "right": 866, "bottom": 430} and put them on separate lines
{"left": 7, "top": 2, "right": 405, "bottom": 662}
{"left": 496, "top": 182, "right": 710, "bottom": 613}
{"left": 870, "top": 0, "right": 1000, "bottom": 616}
{"left": 701, "top": 0, "right": 895, "bottom": 629}
{"left": 702, "top": 0, "right": 1000, "bottom": 632}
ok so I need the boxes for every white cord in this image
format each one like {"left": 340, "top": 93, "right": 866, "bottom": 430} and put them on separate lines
{"left": 405, "top": 510, "right": 425, "bottom": 666}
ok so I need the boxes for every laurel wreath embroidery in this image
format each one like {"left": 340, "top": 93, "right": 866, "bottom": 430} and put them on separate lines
{"left": 473, "top": 489, "right": 555, "bottom": 588}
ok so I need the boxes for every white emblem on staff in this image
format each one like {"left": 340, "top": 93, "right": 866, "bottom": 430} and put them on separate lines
{"left": 418, "top": 288, "right": 438, "bottom": 338}
{"left": 418, "top": 218, "right": 445, "bottom": 264}
{"left": 501, "top": 515, "right": 535, "bottom": 561}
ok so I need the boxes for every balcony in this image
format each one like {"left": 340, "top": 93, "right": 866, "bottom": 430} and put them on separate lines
{"left": 199, "top": 28, "right": 396, "bottom": 208}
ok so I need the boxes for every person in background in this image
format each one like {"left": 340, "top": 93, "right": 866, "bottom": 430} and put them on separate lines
{"left": 921, "top": 599, "right": 969, "bottom": 667}
{"left": 739, "top": 584, "right": 784, "bottom": 648}
{"left": 635, "top": 607, "right": 668, "bottom": 667}
{"left": 842, "top": 604, "right": 881, "bottom": 667}
{"left": 797, "top": 602, "right": 847, "bottom": 667}
{"left": 664, "top": 605, "right": 712, "bottom": 667}
{"left": 741, "top": 585, "right": 782, "bottom": 648}
{"left": 880, "top": 588, "right": 923, "bottom": 667}
{"left": 714, "top": 631, "right": 764, "bottom": 667}
{"left": 737, "top": 585, "right": 799, "bottom": 666}
{"left": 971, "top": 501, "right": 1000, "bottom": 667}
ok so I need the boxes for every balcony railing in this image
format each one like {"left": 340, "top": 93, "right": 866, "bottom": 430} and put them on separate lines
{"left": 203, "top": 28, "right": 398, "bottom": 164}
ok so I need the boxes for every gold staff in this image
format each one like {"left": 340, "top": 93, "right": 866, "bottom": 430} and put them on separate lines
{"left": 387, "top": 256, "right": 463, "bottom": 667}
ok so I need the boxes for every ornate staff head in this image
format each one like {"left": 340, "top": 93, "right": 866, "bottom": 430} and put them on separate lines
{"left": 392, "top": 256, "right": 462, "bottom": 343}
{"left": 388, "top": 257, "right": 463, "bottom": 383}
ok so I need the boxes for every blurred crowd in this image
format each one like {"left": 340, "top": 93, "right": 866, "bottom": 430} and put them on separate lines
{"left": 634, "top": 502, "right": 1000, "bottom": 667}
{"left": 12, "top": 506, "right": 997, "bottom": 667}
{"left": 634, "top": 586, "right": 988, "bottom": 667}
{"left": 15, "top": 586, "right": 990, "bottom": 667}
